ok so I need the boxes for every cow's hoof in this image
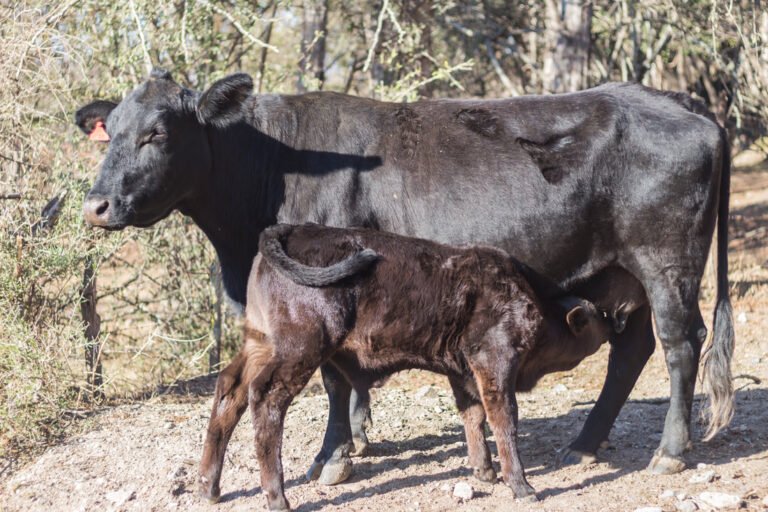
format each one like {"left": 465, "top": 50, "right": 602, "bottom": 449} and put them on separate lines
{"left": 351, "top": 435, "right": 369, "bottom": 457}
{"left": 557, "top": 447, "right": 597, "bottom": 466}
{"left": 306, "top": 460, "right": 323, "bottom": 482}
{"left": 318, "top": 457, "right": 353, "bottom": 485}
{"left": 647, "top": 452, "right": 686, "bottom": 475}
{"left": 473, "top": 466, "right": 497, "bottom": 483}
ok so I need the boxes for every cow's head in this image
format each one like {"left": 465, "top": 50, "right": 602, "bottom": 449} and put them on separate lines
{"left": 77, "top": 69, "right": 253, "bottom": 229}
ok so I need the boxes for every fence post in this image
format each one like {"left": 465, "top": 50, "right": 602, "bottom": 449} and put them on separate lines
{"left": 209, "top": 261, "right": 223, "bottom": 373}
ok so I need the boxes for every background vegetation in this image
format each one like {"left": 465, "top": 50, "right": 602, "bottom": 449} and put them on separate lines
{"left": 1, "top": 0, "right": 766, "bottom": 467}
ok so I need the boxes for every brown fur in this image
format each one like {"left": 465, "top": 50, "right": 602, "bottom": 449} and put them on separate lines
{"left": 199, "top": 224, "right": 612, "bottom": 510}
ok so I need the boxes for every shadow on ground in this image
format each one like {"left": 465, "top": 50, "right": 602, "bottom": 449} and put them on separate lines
{"left": 210, "top": 386, "right": 765, "bottom": 511}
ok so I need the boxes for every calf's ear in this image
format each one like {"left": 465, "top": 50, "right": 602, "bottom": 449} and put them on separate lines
{"left": 75, "top": 100, "right": 118, "bottom": 142}
{"left": 196, "top": 73, "right": 254, "bottom": 128}
{"left": 565, "top": 305, "right": 591, "bottom": 336}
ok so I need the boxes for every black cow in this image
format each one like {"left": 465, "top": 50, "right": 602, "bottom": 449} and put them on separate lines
{"left": 76, "top": 69, "right": 733, "bottom": 496}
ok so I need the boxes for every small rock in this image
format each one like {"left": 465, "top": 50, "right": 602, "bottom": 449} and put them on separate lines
{"left": 453, "top": 482, "right": 474, "bottom": 501}
{"left": 439, "top": 483, "right": 452, "bottom": 493}
{"left": 660, "top": 489, "right": 676, "bottom": 499}
{"left": 762, "top": 496, "right": 768, "bottom": 507}
{"left": 105, "top": 487, "right": 136, "bottom": 507}
{"left": 675, "top": 491, "right": 689, "bottom": 501}
{"left": 689, "top": 470, "right": 716, "bottom": 484}
{"left": 736, "top": 312, "right": 747, "bottom": 324}
{"left": 553, "top": 383, "right": 568, "bottom": 393}
{"left": 696, "top": 463, "right": 709, "bottom": 470}
{"left": 164, "top": 421, "right": 175, "bottom": 429}
{"left": 634, "top": 507, "right": 663, "bottom": 512}
{"left": 675, "top": 500, "right": 699, "bottom": 512}
{"left": 698, "top": 491, "right": 744, "bottom": 509}
{"left": 414, "top": 385, "right": 438, "bottom": 400}
{"left": 167, "top": 465, "right": 187, "bottom": 480}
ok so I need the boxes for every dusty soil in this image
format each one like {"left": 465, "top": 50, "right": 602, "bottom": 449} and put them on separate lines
{"left": 3, "top": 161, "right": 768, "bottom": 512}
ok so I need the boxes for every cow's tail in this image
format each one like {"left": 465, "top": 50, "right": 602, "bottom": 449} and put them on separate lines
{"left": 701, "top": 127, "right": 734, "bottom": 441}
{"left": 259, "top": 224, "right": 379, "bottom": 287}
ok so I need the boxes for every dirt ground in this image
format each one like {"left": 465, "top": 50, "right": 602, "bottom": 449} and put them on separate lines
{"left": 3, "top": 162, "right": 768, "bottom": 512}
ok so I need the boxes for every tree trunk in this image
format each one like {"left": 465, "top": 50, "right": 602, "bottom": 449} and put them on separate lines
{"left": 542, "top": 0, "right": 593, "bottom": 93}
{"left": 297, "top": 0, "right": 329, "bottom": 92}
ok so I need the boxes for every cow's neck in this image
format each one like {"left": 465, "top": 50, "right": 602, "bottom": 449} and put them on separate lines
{"left": 181, "top": 123, "right": 282, "bottom": 305}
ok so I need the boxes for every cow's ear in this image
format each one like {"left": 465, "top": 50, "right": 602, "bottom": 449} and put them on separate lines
{"left": 196, "top": 73, "right": 253, "bottom": 128}
{"left": 75, "top": 100, "right": 118, "bottom": 142}
{"left": 565, "top": 305, "right": 591, "bottom": 336}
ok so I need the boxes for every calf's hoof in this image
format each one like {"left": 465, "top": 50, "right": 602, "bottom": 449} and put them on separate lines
{"left": 198, "top": 475, "right": 220, "bottom": 504}
{"left": 267, "top": 494, "right": 290, "bottom": 511}
{"left": 511, "top": 483, "right": 538, "bottom": 502}
{"left": 516, "top": 493, "right": 539, "bottom": 504}
{"left": 473, "top": 466, "right": 497, "bottom": 483}
{"left": 557, "top": 447, "right": 597, "bottom": 466}
{"left": 647, "top": 451, "right": 686, "bottom": 475}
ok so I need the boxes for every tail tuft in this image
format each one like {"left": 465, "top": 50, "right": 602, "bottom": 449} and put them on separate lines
{"left": 700, "top": 126, "right": 734, "bottom": 440}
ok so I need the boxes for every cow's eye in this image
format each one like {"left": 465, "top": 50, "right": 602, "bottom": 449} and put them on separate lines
{"left": 141, "top": 128, "right": 167, "bottom": 146}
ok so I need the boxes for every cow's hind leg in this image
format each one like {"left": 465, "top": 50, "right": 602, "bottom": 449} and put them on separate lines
{"left": 349, "top": 386, "right": 372, "bottom": 456}
{"left": 644, "top": 272, "right": 706, "bottom": 474}
{"left": 561, "top": 304, "right": 655, "bottom": 465}
{"left": 449, "top": 376, "right": 496, "bottom": 482}
{"left": 306, "top": 363, "right": 354, "bottom": 485}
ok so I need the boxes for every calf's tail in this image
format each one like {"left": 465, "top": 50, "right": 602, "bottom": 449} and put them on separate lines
{"left": 259, "top": 224, "right": 379, "bottom": 287}
{"left": 701, "top": 126, "right": 735, "bottom": 441}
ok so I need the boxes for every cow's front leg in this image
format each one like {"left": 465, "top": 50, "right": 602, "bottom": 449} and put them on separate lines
{"left": 561, "top": 305, "right": 655, "bottom": 466}
{"left": 306, "top": 363, "right": 354, "bottom": 485}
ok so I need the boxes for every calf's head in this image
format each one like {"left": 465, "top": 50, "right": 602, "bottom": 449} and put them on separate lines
{"left": 76, "top": 69, "right": 254, "bottom": 229}
{"left": 518, "top": 297, "right": 612, "bottom": 391}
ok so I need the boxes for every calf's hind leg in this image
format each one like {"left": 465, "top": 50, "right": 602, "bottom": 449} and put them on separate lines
{"left": 449, "top": 376, "right": 496, "bottom": 482}
{"left": 250, "top": 346, "right": 321, "bottom": 510}
{"left": 199, "top": 335, "right": 260, "bottom": 502}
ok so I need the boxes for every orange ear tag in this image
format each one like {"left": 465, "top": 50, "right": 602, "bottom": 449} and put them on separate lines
{"left": 89, "top": 121, "right": 110, "bottom": 142}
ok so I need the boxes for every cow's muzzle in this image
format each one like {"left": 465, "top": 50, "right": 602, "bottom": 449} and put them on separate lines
{"left": 83, "top": 194, "right": 112, "bottom": 227}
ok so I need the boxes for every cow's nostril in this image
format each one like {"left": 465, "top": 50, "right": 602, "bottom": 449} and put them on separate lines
{"left": 95, "top": 200, "right": 109, "bottom": 216}
{"left": 83, "top": 196, "right": 112, "bottom": 227}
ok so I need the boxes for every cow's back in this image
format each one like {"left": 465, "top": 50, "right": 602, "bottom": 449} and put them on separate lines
{"left": 253, "top": 84, "right": 721, "bottom": 286}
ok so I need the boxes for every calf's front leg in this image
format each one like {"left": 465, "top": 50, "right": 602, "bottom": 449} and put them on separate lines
{"left": 449, "top": 376, "right": 496, "bottom": 482}
{"left": 468, "top": 343, "right": 535, "bottom": 500}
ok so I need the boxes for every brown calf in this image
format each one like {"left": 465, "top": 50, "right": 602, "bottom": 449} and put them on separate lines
{"left": 199, "top": 224, "right": 612, "bottom": 510}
